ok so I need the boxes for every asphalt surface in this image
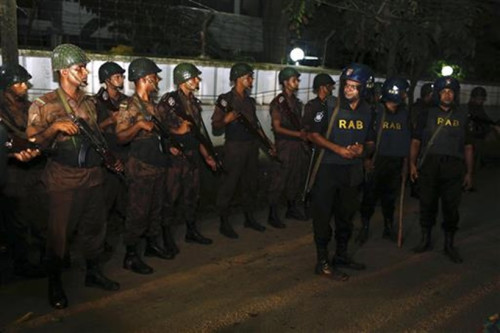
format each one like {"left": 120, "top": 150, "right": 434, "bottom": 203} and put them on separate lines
{"left": 1, "top": 163, "right": 499, "bottom": 332}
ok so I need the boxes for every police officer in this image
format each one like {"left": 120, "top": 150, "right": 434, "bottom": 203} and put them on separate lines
{"left": 308, "top": 63, "right": 375, "bottom": 281}
{"left": 211, "top": 63, "right": 269, "bottom": 238}
{"left": 303, "top": 73, "right": 336, "bottom": 133}
{"left": 411, "top": 83, "right": 433, "bottom": 130}
{"left": 267, "top": 67, "right": 309, "bottom": 228}
{"left": 116, "top": 58, "right": 173, "bottom": 274}
{"left": 26, "top": 44, "right": 120, "bottom": 309}
{"left": 96, "top": 62, "right": 128, "bottom": 251}
{"left": 410, "top": 76, "right": 474, "bottom": 264}
{"left": 356, "top": 77, "right": 411, "bottom": 245}
{"left": 0, "top": 64, "right": 46, "bottom": 278}
{"left": 157, "top": 63, "right": 216, "bottom": 255}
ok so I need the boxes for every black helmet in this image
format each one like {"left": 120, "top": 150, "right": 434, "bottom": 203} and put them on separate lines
{"left": 471, "top": 86, "right": 487, "bottom": 98}
{"left": 0, "top": 64, "right": 32, "bottom": 90}
{"left": 312, "top": 73, "right": 335, "bottom": 91}
{"left": 278, "top": 67, "right": 301, "bottom": 84}
{"left": 420, "top": 83, "right": 433, "bottom": 98}
{"left": 51, "top": 44, "right": 90, "bottom": 72}
{"left": 128, "top": 58, "right": 162, "bottom": 82}
{"left": 340, "top": 63, "right": 374, "bottom": 97}
{"left": 230, "top": 63, "right": 253, "bottom": 82}
{"left": 381, "top": 77, "right": 408, "bottom": 104}
{"left": 173, "top": 63, "right": 201, "bottom": 85}
{"left": 98, "top": 62, "right": 125, "bottom": 83}
{"left": 433, "top": 76, "right": 460, "bottom": 104}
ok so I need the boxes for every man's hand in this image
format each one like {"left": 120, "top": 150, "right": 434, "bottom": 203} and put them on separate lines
{"left": 223, "top": 111, "right": 239, "bottom": 125}
{"left": 299, "top": 130, "right": 308, "bottom": 142}
{"left": 346, "top": 142, "right": 363, "bottom": 157}
{"left": 462, "top": 173, "right": 473, "bottom": 191}
{"left": 409, "top": 163, "right": 418, "bottom": 183}
{"left": 337, "top": 146, "right": 356, "bottom": 159}
{"left": 169, "top": 146, "right": 181, "bottom": 156}
{"left": 12, "top": 148, "right": 41, "bottom": 162}
{"left": 205, "top": 156, "right": 217, "bottom": 171}
{"left": 139, "top": 120, "right": 155, "bottom": 132}
{"left": 52, "top": 120, "right": 79, "bottom": 135}
{"left": 113, "top": 159, "right": 124, "bottom": 173}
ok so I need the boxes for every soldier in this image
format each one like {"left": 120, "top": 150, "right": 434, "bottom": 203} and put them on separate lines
{"left": 307, "top": 63, "right": 375, "bottom": 281}
{"left": 410, "top": 76, "right": 474, "bottom": 264}
{"left": 356, "top": 77, "right": 411, "bottom": 245}
{"left": 26, "top": 44, "right": 120, "bottom": 309}
{"left": 267, "top": 67, "right": 309, "bottom": 228}
{"left": 116, "top": 58, "right": 172, "bottom": 275}
{"left": 303, "top": 73, "right": 336, "bottom": 133}
{"left": 211, "top": 63, "right": 270, "bottom": 238}
{"left": 95, "top": 62, "right": 128, "bottom": 251}
{"left": 0, "top": 64, "right": 46, "bottom": 278}
{"left": 157, "top": 63, "right": 216, "bottom": 255}
{"left": 411, "top": 83, "right": 433, "bottom": 130}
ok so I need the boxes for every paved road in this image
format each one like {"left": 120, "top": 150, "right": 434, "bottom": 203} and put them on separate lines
{"left": 1, "top": 166, "right": 499, "bottom": 332}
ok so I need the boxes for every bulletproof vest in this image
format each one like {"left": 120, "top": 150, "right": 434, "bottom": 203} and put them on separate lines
{"left": 422, "top": 106, "right": 468, "bottom": 159}
{"left": 271, "top": 92, "right": 303, "bottom": 141}
{"left": 160, "top": 90, "right": 200, "bottom": 151}
{"left": 216, "top": 90, "right": 258, "bottom": 142}
{"left": 375, "top": 104, "right": 411, "bottom": 158}
{"left": 323, "top": 99, "right": 373, "bottom": 165}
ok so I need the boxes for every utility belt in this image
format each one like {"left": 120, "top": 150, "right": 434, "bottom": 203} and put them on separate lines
{"left": 51, "top": 140, "right": 102, "bottom": 168}
{"left": 425, "top": 154, "right": 463, "bottom": 164}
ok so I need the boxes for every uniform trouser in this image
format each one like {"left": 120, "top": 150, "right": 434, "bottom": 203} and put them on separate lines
{"left": 268, "top": 139, "right": 309, "bottom": 205}
{"left": 103, "top": 170, "right": 128, "bottom": 236}
{"left": 419, "top": 155, "right": 465, "bottom": 232}
{"left": 163, "top": 152, "right": 200, "bottom": 226}
{"left": 46, "top": 185, "right": 106, "bottom": 261}
{"left": 216, "top": 140, "right": 259, "bottom": 215}
{"left": 123, "top": 172, "right": 165, "bottom": 246}
{"left": 360, "top": 156, "right": 404, "bottom": 221}
{"left": 311, "top": 164, "right": 360, "bottom": 251}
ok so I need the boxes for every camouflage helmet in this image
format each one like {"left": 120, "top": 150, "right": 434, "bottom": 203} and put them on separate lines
{"left": 173, "top": 63, "right": 201, "bottom": 85}
{"left": 279, "top": 67, "right": 301, "bottom": 84}
{"left": 51, "top": 44, "right": 90, "bottom": 72}
{"left": 98, "top": 62, "right": 125, "bottom": 83}
{"left": 128, "top": 58, "right": 162, "bottom": 82}
{"left": 0, "top": 64, "right": 32, "bottom": 90}
{"left": 230, "top": 63, "right": 253, "bottom": 82}
{"left": 312, "top": 73, "right": 335, "bottom": 91}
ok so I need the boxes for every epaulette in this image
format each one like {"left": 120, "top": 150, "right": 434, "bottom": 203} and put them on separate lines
{"left": 119, "top": 100, "right": 129, "bottom": 111}
{"left": 33, "top": 98, "right": 46, "bottom": 107}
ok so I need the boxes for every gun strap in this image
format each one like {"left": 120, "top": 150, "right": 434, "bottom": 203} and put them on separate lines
{"left": 306, "top": 97, "right": 340, "bottom": 193}
{"left": 372, "top": 107, "right": 387, "bottom": 165}
{"left": 0, "top": 116, "right": 27, "bottom": 139}
{"left": 418, "top": 108, "right": 454, "bottom": 169}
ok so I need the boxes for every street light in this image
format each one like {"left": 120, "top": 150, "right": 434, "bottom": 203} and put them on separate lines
{"left": 441, "top": 65, "right": 454, "bottom": 76}
{"left": 290, "top": 47, "right": 305, "bottom": 65}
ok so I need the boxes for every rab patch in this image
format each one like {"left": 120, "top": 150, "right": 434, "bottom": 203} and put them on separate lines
{"left": 220, "top": 99, "right": 227, "bottom": 107}
{"left": 278, "top": 96, "right": 285, "bottom": 103}
{"left": 314, "top": 111, "right": 324, "bottom": 122}
{"left": 167, "top": 97, "right": 176, "bottom": 107}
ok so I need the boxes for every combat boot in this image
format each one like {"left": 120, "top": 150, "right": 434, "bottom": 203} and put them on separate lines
{"left": 244, "top": 212, "right": 266, "bottom": 232}
{"left": 315, "top": 248, "right": 349, "bottom": 281}
{"left": 443, "top": 231, "right": 463, "bottom": 264}
{"left": 46, "top": 257, "right": 68, "bottom": 310}
{"left": 85, "top": 259, "right": 120, "bottom": 291}
{"left": 332, "top": 242, "right": 366, "bottom": 270}
{"left": 219, "top": 216, "right": 238, "bottom": 239}
{"left": 144, "top": 237, "right": 175, "bottom": 260}
{"left": 162, "top": 226, "right": 179, "bottom": 256}
{"left": 382, "top": 218, "right": 397, "bottom": 241}
{"left": 185, "top": 220, "right": 213, "bottom": 245}
{"left": 412, "top": 227, "right": 433, "bottom": 253}
{"left": 355, "top": 218, "right": 370, "bottom": 245}
{"left": 123, "top": 245, "right": 153, "bottom": 275}
{"left": 268, "top": 205, "right": 286, "bottom": 229}
{"left": 285, "top": 200, "right": 308, "bottom": 221}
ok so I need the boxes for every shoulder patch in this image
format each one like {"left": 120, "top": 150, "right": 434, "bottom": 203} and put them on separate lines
{"left": 167, "top": 96, "right": 176, "bottom": 107}
{"left": 314, "top": 111, "right": 325, "bottom": 123}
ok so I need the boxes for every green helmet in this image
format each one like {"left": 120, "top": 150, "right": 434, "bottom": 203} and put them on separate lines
{"left": 128, "top": 58, "right": 162, "bottom": 82}
{"left": 0, "top": 64, "right": 32, "bottom": 90}
{"left": 312, "top": 73, "right": 335, "bottom": 91}
{"left": 278, "top": 67, "right": 300, "bottom": 84}
{"left": 230, "top": 63, "right": 253, "bottom": 82}
{"left": 98, "top": 62, "right": 125, "bottom": 83}
{"left": 173, "top": 63, "right": 201, "bottom": 85}
{"left": 51, "top": 43, "right": 90, "bottom": 72}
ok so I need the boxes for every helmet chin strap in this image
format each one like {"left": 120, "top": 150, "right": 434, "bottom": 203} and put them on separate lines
{"left": 69, "top": 69, "right": 88, "bottom": 88}
{"left": 146, "top": 77, "right": 159, "bottom": 92}
{"left": 107, "top": 79, "right": 123, "bottom": 91}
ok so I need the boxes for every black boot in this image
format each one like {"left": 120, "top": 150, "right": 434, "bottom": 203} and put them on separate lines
{"left": 46, "top": 257, "right": 68, "bottom": 310}
{"left": 219, "top": 216, "right": 238, "bottom": 239}
{"left": 382, "top": 218, "right": 397, "bottom": 241}
{"left": 412, "top": 227, "right": 433, "bottom": 253}
{"left": 268, "top": 205, "right": 286, "bottom": 229}
{"left": 123, "top": 245, "right": 154, "bottom": 275}
{"left": 144, "top": 238, "right": 175, "bottom": 260}
{"left": 332, "top": 242, "right": 366, "bottom": 270}
{"left": 185, "top": 221, "right": 213, "bottom": 245}
{"left": 314, "top": 248, "right": 349, "bottom": 281}
{"left": 85, "top": 259, "right": 120, "bottom": 291}
{"left": 355, "top": 218, "right": 370, "bottom": 245}
{"left": 244, "top": 212, "right": 266, "bottom": 232}
{"left": 162, "top": 226, "right": 179, "bottom": 256}
{"left": 443, "top": 231, "right": 463, "bottom": 263}
{"left": 285, "top": 200, "right": 308, "bottom": 221}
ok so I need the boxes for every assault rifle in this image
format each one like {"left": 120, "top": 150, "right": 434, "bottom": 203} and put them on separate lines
{"left": 0, "top": 117, "right": 43, "bottom": 154}
{"left": 67, "top": 113, "right": 125, "bottom": 180}
{"left": 171, "top": 108, "right": 226, "bottom": 174}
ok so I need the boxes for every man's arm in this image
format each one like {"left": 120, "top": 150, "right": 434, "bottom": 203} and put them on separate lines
{"left": 308, "top": 132, "right": 355, "bottom": 159}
